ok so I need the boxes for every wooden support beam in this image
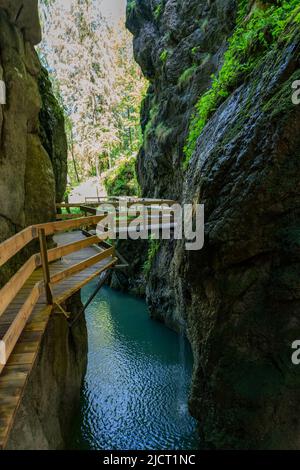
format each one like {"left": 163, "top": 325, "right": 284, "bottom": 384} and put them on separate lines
{"left": 57, "top": 199, "right": 177, "bottom": 209}
{"left": 0, "top": 254, "right": 39, "bottom": 318}
{"left": 50, "top": 247, "right": 115, "bottom": 284}
{"left": 55, "top": 213, "right": 83, "bottom": 220}
{"left": 115, "top": 249, "right": 129, "bottom": 267}
{"left": 38, "top": 229, "right": 53, "bottom": 305}
{"left": 79, "top": 205, "right": 97, "bottom": 215}
{"left": 56, "top": 203, "right": 99, "bottom": 208}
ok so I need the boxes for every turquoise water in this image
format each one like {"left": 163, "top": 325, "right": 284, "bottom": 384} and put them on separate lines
{"left": 71, "top": 281, "right": 198, "bottom": 450}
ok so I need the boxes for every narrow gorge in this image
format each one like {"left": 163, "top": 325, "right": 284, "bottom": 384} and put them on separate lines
{"left": 0, "top": 0, "right": 299, "bottom": 453}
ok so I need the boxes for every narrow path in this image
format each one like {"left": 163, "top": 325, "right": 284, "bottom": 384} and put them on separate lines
{"left": 0, "top": 231, "right": 115, "bottom": 449}
{"left": 69, "top": 177, "right": 107, "bottom": 204}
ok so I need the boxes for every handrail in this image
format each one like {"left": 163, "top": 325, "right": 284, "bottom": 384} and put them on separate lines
{"left": 55, "top": 213, "right": 83, "bottom": 220}
{"left": 0, "top": 281, "right": 43, "bottom": 366}
{"left": 0, "top": 226, "right": 37, "bottom": 268}
{"left": 56, "top": 202, "right": 99, "bottom": 208}
{"left": 0, "top": 214, "right": 106, "bottom": 269}
{"left": 0, "top": 254, "right": 40, "bottom": 318}
{"left": 57, "top": 198, "right": 177, "bottom": 209}
{"left": 0, "top": 198, "right": 176, "bottom": 369}
{"left": 0, "top": 212, "right": 114, "bottom": 369}
{"left": 36, "top": 214, "right": 105, "bottom": 236}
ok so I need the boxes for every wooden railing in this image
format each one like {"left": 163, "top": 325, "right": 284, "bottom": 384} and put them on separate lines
{"left": 56, "top": 198, "right": 177, "bottom": 210}
{"left": 0, "top": 226, "right": 38, "bottom": 267}
{"left": 0, "top": 213, "right": 113, "bottom": 368}
{"left": 56, "top": 199, "right": 178, "bottom": 237}
{"left": 56, "top": 199, "right": 177, "bottom": 219}
{"left": 0, "top": 198, "right": 177, "bottom": 370}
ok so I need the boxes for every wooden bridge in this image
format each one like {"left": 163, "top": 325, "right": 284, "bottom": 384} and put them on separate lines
{"left": 0, "top": 197, "right": 175, "bottom": 449}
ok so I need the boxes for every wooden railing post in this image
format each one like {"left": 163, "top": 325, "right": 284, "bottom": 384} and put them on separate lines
{"left": 38, "top": 228, "right": 53, "bottom": 305}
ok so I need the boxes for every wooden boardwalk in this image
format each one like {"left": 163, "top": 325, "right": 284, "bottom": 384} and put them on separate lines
{"left": 0, "top": 230, "right": 116, "bottom": 449}
{"left": 0, "top": 198, "right": 176, "bottom": 449}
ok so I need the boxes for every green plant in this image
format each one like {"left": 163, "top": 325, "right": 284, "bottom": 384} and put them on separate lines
{"left": 143, "top": 237, "right": 160, "bottom": 276}
{"left": 155, "top": 122, "right": 172, "bottom": 143}
{"left": 104, "top": 156, "right": 140, "bottom": 197}
{"left": 61, "top": 206, "right": 82, "bottom": 215}
{"left": 183, "top": 0, "right": 300, "bottom": 169}
{"left": 144, "top": 103, "right": 159, "bottom": 139}
{"left": 178, "top": 65, "right": 198, "bottom": 85}
{"left": 154, "top": 2, "right": 163, "bottom": 20}
{"left": 160, "top": 49, "right": 168, "bottom": 63}
{"left": 200, "top": 18, "right": 209, "bottom": 33}
{"left": 127, "top": 0, "right": 136, "bottom": 14}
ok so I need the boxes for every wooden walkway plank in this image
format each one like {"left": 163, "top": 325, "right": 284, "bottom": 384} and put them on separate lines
{"left": 47, "top": 235, "right": 100, "bottom": 262}
{"left": 52, "top": 258, "right": 117, "bottom": 305}
{"left": 50, "top": 247, "right": 114, "bottom": 284}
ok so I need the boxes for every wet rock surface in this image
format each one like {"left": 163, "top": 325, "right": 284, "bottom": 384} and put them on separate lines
{"left": 0, "top": 2, "right": 67, "bottom": 284}
{"left": 127, "top": 0, "right": 300, "bottom": 448}
{"left": 39, "top": 67, "right": 68, "bottom": 204}
{"left": 0, "top": 3, "right": 84, "bottom": 450}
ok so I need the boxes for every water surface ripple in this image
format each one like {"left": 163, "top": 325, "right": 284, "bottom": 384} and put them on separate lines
{"left": 71, "top": 282, "right": 198, "bottom": 450}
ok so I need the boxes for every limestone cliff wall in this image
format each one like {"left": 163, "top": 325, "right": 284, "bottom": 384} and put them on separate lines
{"left": 0, "top": 1, "right": 86, "bottom": 449}
{"left": 127, "top": 0, "right": 300, "bottom": 449}
{"left": 0, "top": 0, "right": 67, "bottom": 284}
{"left": 39, "top": 67, "right": 68, "bottom": 204}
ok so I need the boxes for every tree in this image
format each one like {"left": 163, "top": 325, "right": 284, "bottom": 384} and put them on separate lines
{"left": 38, "top": 0, "right": 147, "bottom": 190}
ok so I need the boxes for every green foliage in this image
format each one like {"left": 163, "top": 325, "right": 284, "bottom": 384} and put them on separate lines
{"left": 178, "top": 65, "right": 198, "bottom": 85}
{"left": 144, "top": 103, "right": 159, "bottom": 139}
{"left": 160, "top": 50, "right": 168, "bottom": 63}
{"left": 39, "top": 0, "right": 148, "bottom": 187}
{"left": 40, "top": 0, "right": 55, "bottom": 8}
{"left": 155, "top": 122, "right": 172, "bottom": 144}
{"left": 61, "top": 206, "right": 82, "bottom": 215}
{"left": 183, "top": 0, "right": 300, "bottom": 169}
{"left": 143, "top": 238, "right": 160, "bottom": 276}
{"left": 154, "top": 2, "right": 163, "bottom": 20}
{"left": 127, "top": 0, "right": 137, "bottom": 14}
{"left": 104, "top": 156, "right": 140, "bottom": 197}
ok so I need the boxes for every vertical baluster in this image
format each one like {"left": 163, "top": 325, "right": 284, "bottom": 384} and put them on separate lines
{"left": 38, "top": 228, "right": 53, "bottom": 305}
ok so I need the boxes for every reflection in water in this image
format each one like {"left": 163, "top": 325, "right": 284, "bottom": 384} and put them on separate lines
{"left": 71, "top": 281, "right": 198, "bottom": 450}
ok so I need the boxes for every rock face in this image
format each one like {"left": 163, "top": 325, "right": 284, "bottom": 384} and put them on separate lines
{"left": 0, "top": 0, "right": 67, "bottom": 259}
{"left": 127, "top": 0, "right": 300, "bottom": 449}
{"left": 0, "top": 1, "right": 85, "bottom": 449}
{"left": 39, "top": 67, "right": 68, "bottom": 204}
{"left": 0, "top": 0, "right": 41, "bottom": 45}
